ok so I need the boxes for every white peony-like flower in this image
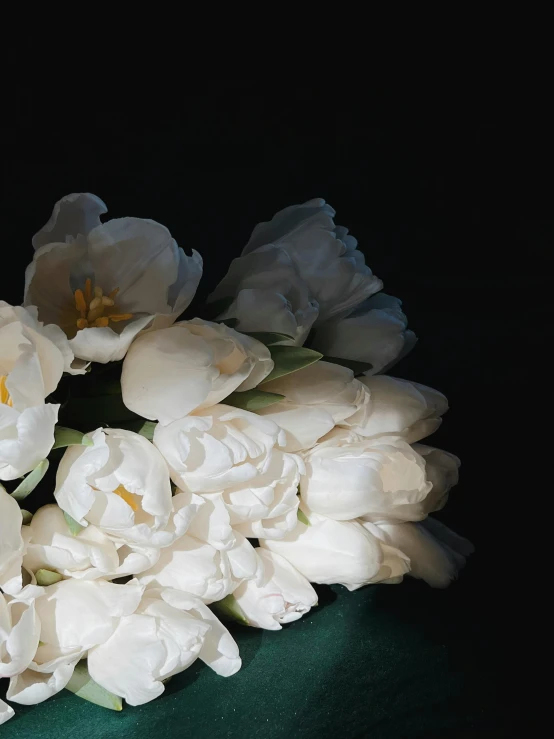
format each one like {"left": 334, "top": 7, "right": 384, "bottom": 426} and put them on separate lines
{"left": 311, "top": 294, "right": 416, "bottom": 375}
{"left": 23, "top": 502, "right": 201, "bottom": 581}
{"left": 257, "top": 361, "right": 371, "bottom": 452}
{"left": 231, "top": 549, "right": 318, "bottom": 630}
{"left": 121, "top": 319, "right": 273, "bottom": 425}
{"left": 0, "top": 698, "right": 14, "bottom": 726}
{"left": 0, "top": 302, "right": 81, "bottom": 481}
{"left": 243, "top": 199, "right": 382, "bottom": 322}
{"left": 300, "top": 429, "right": 433, "bottom": 522}
{"left": 88, "top": 587, "right": 240, "bottom": 706}
{"left": 262, "top": 507, "right": 409, "bottom": 590}
{"left": 208, "top": 245, "right": 319, "bottom": 345}
{"left": 154, "top": 405, "right": 303, "bottom": 539}
{"left": 54, "top": 428, "right": 179, "bottom": 547}
{"left": 25, "top": 193, "right": 202, "bottom": 363}
{"left": 139, "top": 530, "right": 262, "bottom": 603}
{"left": 7, "top": 579, "right": 143, "bottom": 707}
{"left": 0, "top": 485, "right": 25, "bottom": 594}
{"left": 366, "top": 517, "right": 474, "bottom": 588}
{"left": 353, "top": 375, "right": 448, "bottom": 442}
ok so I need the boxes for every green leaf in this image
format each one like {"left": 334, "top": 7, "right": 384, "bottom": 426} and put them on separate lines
{"left": 11, "top": 460, "right": 49, "bottom": 502}
{"left": 65, "top": 661, "right": 123, "bottom": 711}
{"left": 244, "top": 331, "right": 295, "bottom": 346}
{"left": 260, "top": 345, "right": 323, "bottom": 384}
{"left": 224, "top": 389, "right": 285, "bottom": 412}
{"left": 118, "top": 420, "right": 157, "bottom": 441}
{"left": 212, "top": 594, "right": 250, "bottom": 626}
{"left": 64, "top": 512, "right": 84, "bottom": 536}
{"left": 21, "top": 510, "right": 33, "bottom": 525}
{"left": 323, "top": 356, "right": 373, "bottom": 376}
{"left": 52, "top": 426, "right": 93, "bottom": 450}
{"left": 36, "top": 569, "right": 63, "bottom": 586}
{"left": 203, "top": 296, "right": 235, "bottom": 319}
{"left": 297, "top": 509, "right": 311, "bottom": 526}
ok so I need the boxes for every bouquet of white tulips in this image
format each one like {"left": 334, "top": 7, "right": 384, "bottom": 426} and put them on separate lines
{"left": 0, "top": 194, "right": 473, "bottom": 724}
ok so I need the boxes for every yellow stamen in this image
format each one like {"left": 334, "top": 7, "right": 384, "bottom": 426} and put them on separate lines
{"left": 72, "top": 282, "right": 133, "bottom": 331}
{"left": 74, "top": 289, "right": 87, "bottom": 316}
{"left": 113, "top": 484, "right": 140, "bottom": 511}
{"left": 0, "top": 376, "right": 13, "bottom": 407}
{"left": 87, "top": 307, "right": 104, "bottom": 323}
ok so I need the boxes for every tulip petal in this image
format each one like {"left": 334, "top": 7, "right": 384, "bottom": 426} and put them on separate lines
{"left": 32, "top": 193, "right": 107, "bottom": 250}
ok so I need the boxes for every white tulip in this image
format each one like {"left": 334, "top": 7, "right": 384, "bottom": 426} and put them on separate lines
{"left": 121, "top": 319, "right": 273, "bottom": 425}
{"left": 232, "top": 549, "right": 318, "bottom": 630}
{"left": 24, "top": 504, "right": 172, "bottom": 581}
{"left": 353, "top": 375, "right": 448, "bottom": 441}
{"left": 6, "top": 578, "right": 143, "bottom": 707}
{"left": 0, "top": 591, "right": 41, "bottom": 679}
{"left": 257, "top": 361, "right": 371, "bottom": 452}
{"left": 88, "top": 587, "right": 240, "bottom": 706}
{"left": 0, "top": 485, "right": 25, "bottom": 594}
{"left": 243, "top": 199, "right": 382, "bottom": 322}
{"left": 154, "top": 405, "right": 302, "bottom": 539}
{"left": 139, "top": 530, "right": 261, "bottom": 603}
{"left": 25, "top": 193, "right": 202, "bottom": 363}
{"left": 369, "top": 517, "right": 474, "bottom": 588}
{"left": 311, "top": 294, "right": 416, "bottom": 375}
{"left": 414, "top": 445, "right": 460, "bottom": 512}
{"left": 0, "top": 302, "right": 81, "bottom": 481}
{"left": 208, "top": 245, "right": 319, "bottom": 345}
{"left": 301, "top": 429, "right": 433, "bottom": 522}
{"left": 262, "top": 507, "right": 408, "bottom": 590}
{"left": 54, "top": 428, "right": 177, "bottom": 547}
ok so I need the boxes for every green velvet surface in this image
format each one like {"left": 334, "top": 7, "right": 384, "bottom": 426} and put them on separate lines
{"left": 2, "top": 570, "right": 508, "bottom": 739}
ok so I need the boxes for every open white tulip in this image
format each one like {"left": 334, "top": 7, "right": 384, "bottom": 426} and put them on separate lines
{"left": 0, "top": 591, "right": 41, "bottom": 680}
{"left": 257, "top": 361, "right": 371, "bottom": 452}
{"left": 7, "top": 578, "right": 143, "bottom": 707}
{"left": 353, "top": 375, "right": 448, "bottom": 442}
{"left": 121, "top": 319, "right": 273, "bottom": 425}
{"left": 368, "top": 517, "right": 474, "bottom": 588}
{"left": 54, "top": 428, "right": 177, "bottom": 547}
{"left": 262, "top": 507, "right": 408, "bottom": 590}
{"left": 208, "top": 245, "right": 319, "bottom": 344}
{"left": 25, "top": 193, "right": 202, "bottom": 363}
{"left": 154, "top": 405, "right": 302, "bottom": 539}
{"left": 88, "top": 587, "right": 240, "bottom": 706}
{"left": 0, "top": 485, "right": 25, "bottom": 594}
{"left": 0, "top": 302, "right": 81, "bottom": 480}
{"left": 243, "top": 199, "right": 382, "bottom": 322}
{"left": 301, "top": 429, "right": 433, "bottom": 522}
{"left": 232, "top": 549, "right": 318, "bottom": 630}
{"left": 139, "top": 530, "right": 261, "bottom": 603}
{"left": 311, "top": 294, "right": 416, "bottom": 375}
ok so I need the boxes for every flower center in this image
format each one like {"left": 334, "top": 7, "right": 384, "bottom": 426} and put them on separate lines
{"left": 73, "top": 279, "right": 133, "bottom": 330}
{"left": 0, "top": 375, "right": 13, "bottom": 406}
{"left": 113, "top": 484, "right": 140, "bottom": 511}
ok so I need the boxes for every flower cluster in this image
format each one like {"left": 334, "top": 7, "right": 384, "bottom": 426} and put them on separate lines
{"left": 0, "top": 194, "right": 472, "bottom": 724}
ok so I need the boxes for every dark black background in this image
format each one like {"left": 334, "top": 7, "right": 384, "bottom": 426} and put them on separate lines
{"left": 3, "top": 83, "right": 549, "bottom": 736}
